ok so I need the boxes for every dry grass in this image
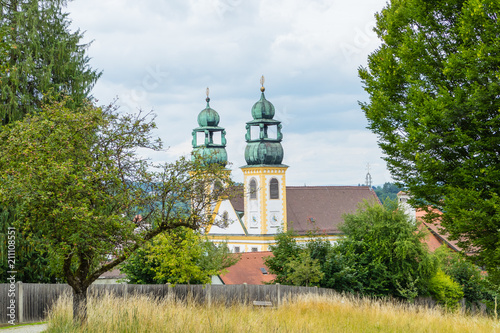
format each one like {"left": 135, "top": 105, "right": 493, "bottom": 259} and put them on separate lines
{"left": 46, "top": 292, "right": 499, "bottom": 333}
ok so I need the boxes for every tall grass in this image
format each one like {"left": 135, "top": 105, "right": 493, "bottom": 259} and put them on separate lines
{"left": 46, "top": 292, "right": 498, "bottom": 333}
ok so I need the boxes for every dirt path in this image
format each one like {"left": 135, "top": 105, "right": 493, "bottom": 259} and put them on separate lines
{"left": 0, "top": 324, "right": 47, "bottom": 333}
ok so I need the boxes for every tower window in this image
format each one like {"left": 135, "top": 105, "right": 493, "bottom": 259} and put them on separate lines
{"left": 249, "top": 179, "right": 257, "bottom": 199}
{"left": 270, "top": 178, "right": 279, "bottom": 199}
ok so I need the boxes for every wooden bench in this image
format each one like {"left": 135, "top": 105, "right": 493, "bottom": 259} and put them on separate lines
{"left": 252, "top": 301, "right": 273, "bottom": 307}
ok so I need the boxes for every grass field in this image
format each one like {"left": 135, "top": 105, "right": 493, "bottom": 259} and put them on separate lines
{"left": 45, "top": 292, "right": 499, "bottom": 333}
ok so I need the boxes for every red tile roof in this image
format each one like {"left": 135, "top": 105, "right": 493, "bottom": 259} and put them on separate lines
{"left": 416, "top": 208, "right": 464, "bottom": 253}
{"left": 220, "top": 251, "right": 276, "bottom": 285}
{"left": 286, "top": 186, "right": 380, "bottom": 235}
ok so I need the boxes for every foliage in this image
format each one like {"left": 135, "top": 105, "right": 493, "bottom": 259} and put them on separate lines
{"left": 0, "top": 0, "right": 101, "bottom": 124}
{"left": 428, "top": 270, "right": 464, "bottom": 310}
{"left": 0, "top": 99, "right": 233, "bottom": 321}
{"left": 359, "top": 0, "right": 500, "bottom": 281}
{"left": 374, "top": 182, "right": 403, "bottom": 202}
{"left": 121, "top": 227, "right": 239, "bottom": 285}
{"left": 338, "top": 200, "right": 437, "bottom": 298}
{"left": 0, "top": 206, "right": 60, "bottom": 282}
{"left": 285, "top": 250, "right": 324, "bottom": 287}
{"left": 433, "top": 246, "right": 487, "bottom": 308}
{"left": 264, "top": 229, "right": 301, "bottom": 285}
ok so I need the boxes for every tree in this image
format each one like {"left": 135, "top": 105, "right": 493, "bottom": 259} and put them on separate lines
{"left": 0, "top": 0, "right": 101, "bottom": 124}
{"left": 359, "top": 0, "right": 500, "bottom": 281}
{"left": 0, "top": 206, "right": 60, "bottom": 283}
{"left": 121, "top": 227, "right": 239, "bottom": 285}
{"left": 339, "top": 200, "right": 437, "bottom": 298}
{"left": 264, "top": 229, "right": 301, "bottom": 285}
{"left": 374, "top": 182, "right": 403, "bottom": 202}
{"left": 0, "top": 99, "right": 232, "bottom": 322}
{"left": 286, "top": 250, "right": 324, "bottom": 287}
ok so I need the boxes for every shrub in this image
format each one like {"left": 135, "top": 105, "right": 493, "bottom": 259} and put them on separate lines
{"left": 428, "top": 270, "right": 464, "bottom": 310}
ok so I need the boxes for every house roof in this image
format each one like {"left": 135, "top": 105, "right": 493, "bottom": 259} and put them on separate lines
{"left": 228, "top": 185, "right": 245, "bottom": 212}
{"left": 286, "top": 186, "right": 380, "bottom": 235}
{"left": 416, "top": 208, "right": 465, "bottom": 253}
{"left": 220, "top": 251, "right": 276, "bottom": 285}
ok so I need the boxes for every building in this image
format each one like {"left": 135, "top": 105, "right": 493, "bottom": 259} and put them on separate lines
{"left": 397, "top": 191, "right": 464, "bottom": 253}
{"left": 192, "top": 80, "right": 379, "bottom": 252}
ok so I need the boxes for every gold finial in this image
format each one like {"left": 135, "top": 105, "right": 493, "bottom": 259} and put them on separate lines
{"left": 260, "top": 75, "right": 265, "bottom": 92}
{"left": 206, "top": 87, "right": 210, "bottom": 103}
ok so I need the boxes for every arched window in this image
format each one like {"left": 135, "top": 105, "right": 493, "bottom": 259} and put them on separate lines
{"left": 249, "top": 179, "right": 257, "bottom": 199}
{"left": 270, "top": 178, "right": 279, "bottom": 199}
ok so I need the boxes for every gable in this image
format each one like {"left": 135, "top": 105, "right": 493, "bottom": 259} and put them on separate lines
{"left": 208, "top": 198, "right": 247, "bottom": 235}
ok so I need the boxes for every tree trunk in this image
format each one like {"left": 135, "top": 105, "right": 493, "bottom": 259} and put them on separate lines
{"left": 73, "top": 287, "right": 88, "bottom": 324}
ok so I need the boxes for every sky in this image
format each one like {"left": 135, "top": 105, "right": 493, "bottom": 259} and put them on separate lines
{"left": 66, "top": 0, "right": 393, "bottom": 186}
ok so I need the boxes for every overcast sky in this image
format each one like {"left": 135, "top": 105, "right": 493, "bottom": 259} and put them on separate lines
{"left": 66, "top": 0, "right": 393, "bottom": 186}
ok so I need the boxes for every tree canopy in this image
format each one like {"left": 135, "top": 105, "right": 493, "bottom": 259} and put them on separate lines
{"left": 0, "top": 0, "right": 101, "bottom": 124}
{"left": 359, "top": 0, "right": 500, "bottom": 280}
{"left": 121, "top": 227, "right": 239, "bottom": 285}
{"left": 0, "top": 99, "right": 233, "bottom": 322}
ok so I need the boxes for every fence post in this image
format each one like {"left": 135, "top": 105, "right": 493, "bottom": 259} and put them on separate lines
{"left": 123, "top": 283, "right": 128, "bottom": 301}
{"left": 276, "top": 283, "right": 281, "bottom": 307}
{"left": 243, "top": 283, "right": 248, "bottom": 305}
{"left": 166, "top": 283, "right": 171, "bottom": 301}
{"left": 16, "top": 282, "right": 23, "bottom": 324}
{"left": 206, "top": 283, "right": 211, "bottom": 308}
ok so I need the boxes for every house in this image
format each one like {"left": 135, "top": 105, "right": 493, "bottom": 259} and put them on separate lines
{"left": 397, "top": 191, "right": 464, "bottom": 253}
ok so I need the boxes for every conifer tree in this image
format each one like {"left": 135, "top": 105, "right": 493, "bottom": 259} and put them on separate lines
{"left": 0, "top": 0, "right": 101, "bottom": 124}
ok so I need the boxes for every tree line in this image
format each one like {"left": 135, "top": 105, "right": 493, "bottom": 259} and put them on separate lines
{"left": 265, "top": 200, "right": 497, "bottom": 311}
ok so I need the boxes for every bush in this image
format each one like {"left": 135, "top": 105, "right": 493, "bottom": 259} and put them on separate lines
{"left": 428, "top": 270, "right": 464, "bottom": 310}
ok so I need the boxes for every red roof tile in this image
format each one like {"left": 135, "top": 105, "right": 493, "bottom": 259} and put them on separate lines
{"left": 220, "top": 251, "right": 276, "bottom": 285}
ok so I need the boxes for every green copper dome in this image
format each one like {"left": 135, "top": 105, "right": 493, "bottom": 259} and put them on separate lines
{"left": 243, "top": 80, "right": 285, "bottom": 166}
{"left": 251, "top": 92, "right": 275, "bottom": 120}
{"left": 192, "top": 146, "right": 228, "bottom": 166}
{"left": 245, "top": 142, "right": 283, "bottom": 165}
{"left": 192, "top": 91, "right": 227, "bottom": 166}
{"left": 197, "top": 98, "right": 220, "bottom": 127}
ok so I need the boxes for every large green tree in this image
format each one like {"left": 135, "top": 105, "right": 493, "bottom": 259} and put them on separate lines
{"left": 121, "top": 227, "right": 239, "bottom": 285}
{"left": 0, "top": 0, "right": 101, "bottom": 124}
{"left": 0, "top": 0, "right": 101, "bottom": 282}
{"left": 359, "top": 0, "right": 500, "bottom": 280}
{"left": 0, "top": 99, "right": 232, "bottom": 322}
{"left": 339, "top": 200, "right": 437, "bottom": 298}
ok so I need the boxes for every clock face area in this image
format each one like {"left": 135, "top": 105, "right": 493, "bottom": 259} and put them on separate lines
{"left": 270, "top": 212, "right": 280, "bottom": 227}
{"left": 250, "top": 213, "right": 259, "bottom": 228}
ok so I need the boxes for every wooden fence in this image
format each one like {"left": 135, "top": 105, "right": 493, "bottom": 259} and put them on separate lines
{"left": 0, "top": 282, "right": 486, "bottom": 324}
{"left": 0, "top": 282, "right": 329, "bottom": 324}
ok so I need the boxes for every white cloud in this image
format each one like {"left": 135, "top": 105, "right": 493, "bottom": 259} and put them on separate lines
{"left": 66, "top": 0, "right": 392, "bottom": 186}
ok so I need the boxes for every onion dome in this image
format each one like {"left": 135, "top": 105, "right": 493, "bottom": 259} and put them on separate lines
{"left": 191, "top": 88, "right": 228, "bottom": 166}
{"left": 197, "top": 97, "right": 220, "bottom": 127}
{"left": 251, "top": 91, "right": 275, "bottom": 120}
{"left": 243, "top": 76, "right": 285, "bottom": 166}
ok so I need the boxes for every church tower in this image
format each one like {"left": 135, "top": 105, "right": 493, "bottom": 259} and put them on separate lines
{"left": 242, "top": 77, "right": 288, "bottom": 235}
{"left": 191, "top": 88, "right": 227, "bottom": 166}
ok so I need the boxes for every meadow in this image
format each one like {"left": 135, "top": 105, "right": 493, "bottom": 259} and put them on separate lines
{"left": 45, "top": 292, "right": 499, "bottom": 333}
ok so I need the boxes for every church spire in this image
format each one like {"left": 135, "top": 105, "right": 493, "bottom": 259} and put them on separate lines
{"left": 191, "top": 88, "right": 227, "bottom": 165}
{"left": 244, "top": 76, "right": 284, "bottom": 166}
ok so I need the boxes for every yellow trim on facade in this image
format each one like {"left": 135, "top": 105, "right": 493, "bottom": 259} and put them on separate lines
{"left": 205, "top": 200, "right": 223, "bottom": 234}
{"left": 260, "top": 171, "right": 267, "bottom": 234}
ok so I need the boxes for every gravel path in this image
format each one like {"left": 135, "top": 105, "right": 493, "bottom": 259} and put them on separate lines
{"left": 0, "top": 324, "right": 47, "bottom": 333}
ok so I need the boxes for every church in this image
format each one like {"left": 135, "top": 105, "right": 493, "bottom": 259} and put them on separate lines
{"left": 191, "top": 79, "right": 379, "bottom": 253}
